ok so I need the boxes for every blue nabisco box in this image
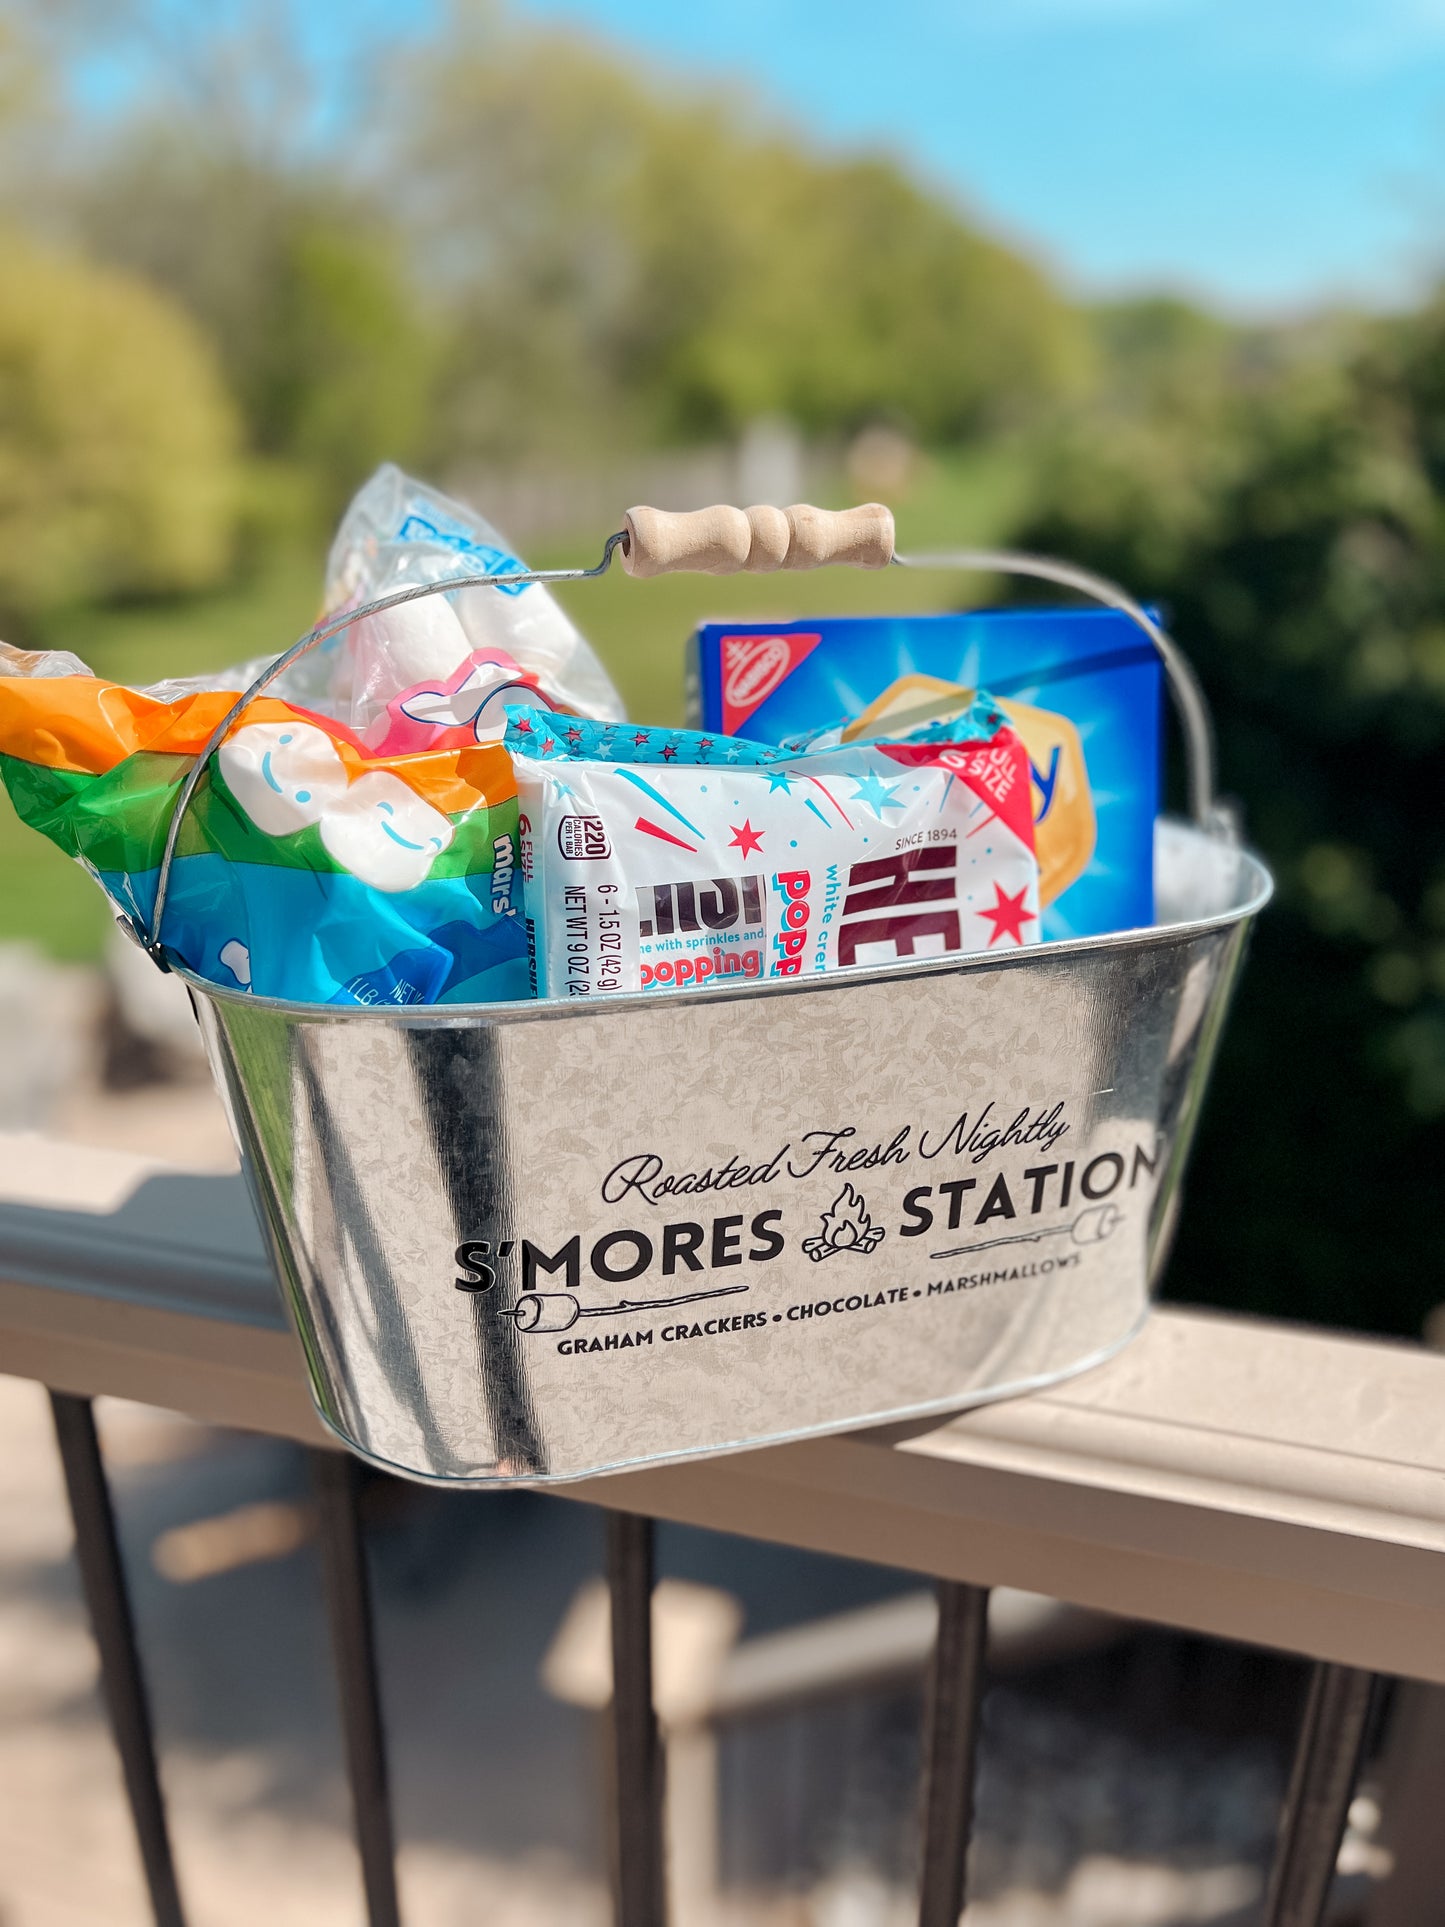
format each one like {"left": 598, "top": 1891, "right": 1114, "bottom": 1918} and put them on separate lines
{"left": 687, "top": 609, "right": 1162, "bottom": 941}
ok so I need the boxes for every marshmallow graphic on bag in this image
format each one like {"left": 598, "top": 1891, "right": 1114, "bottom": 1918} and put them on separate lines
{"left": 218, "top": 939, "right": 252, "bottom": 987}
{"left": 219, "top": 723, "right": 349, "bottom": 835}
{"left": 318, "top": 771, "right": 453, "bottom": 892}
{"left": 220, "top": 721, "right": 453, "bottom": 892}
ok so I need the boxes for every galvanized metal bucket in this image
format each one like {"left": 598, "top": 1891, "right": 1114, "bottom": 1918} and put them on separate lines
{"left": 140, "top": 511, "right": 1272, "bottom": 1486}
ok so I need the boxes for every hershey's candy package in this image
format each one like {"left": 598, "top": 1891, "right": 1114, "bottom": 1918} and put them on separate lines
{"left": 506, "top": 702, "right": 1039, "bottom": 1000}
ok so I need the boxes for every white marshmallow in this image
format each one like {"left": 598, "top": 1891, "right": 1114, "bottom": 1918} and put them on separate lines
{"left": 318, "top": 771, "right": 454, "bottom": 893}
{"left": 219, "top": 722, "right": 348, "bottom": 836}
{"left": 351, "top": 597, "right": 472, "bottom": 693}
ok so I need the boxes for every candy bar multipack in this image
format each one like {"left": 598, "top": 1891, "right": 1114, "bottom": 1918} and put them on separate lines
{"left": 506, "top": 699, "right": 1040, "bottom": 1000}
{"left": 688, "top": 608, "right": 1162, "bottom": 941}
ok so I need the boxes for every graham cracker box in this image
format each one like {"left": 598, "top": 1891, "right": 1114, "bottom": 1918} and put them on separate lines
{"left": 687, "top": 608, "right": 1162, "bottom": 941}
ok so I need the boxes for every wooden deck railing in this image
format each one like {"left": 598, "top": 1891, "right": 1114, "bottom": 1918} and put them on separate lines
{"left": 2, "top": 1128, "right": 1443, "bottom": 1925}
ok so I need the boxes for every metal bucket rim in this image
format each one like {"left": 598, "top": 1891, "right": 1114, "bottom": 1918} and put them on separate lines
{"left": 170, "top": 817, "right": 1272, "bottom": 1026}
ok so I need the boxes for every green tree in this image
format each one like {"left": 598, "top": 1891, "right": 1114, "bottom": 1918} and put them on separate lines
{"left": 400, "top": 7, "right": 1089, "bottom": 456}
{"left": 68, "top": 138, "right": 438, "bottom": 520}
{"left": 30, "top": 1, "right": 1089, "bottom": 479}
{"left": 1015, "top": 342, "right": 1445, "bottom": 1340}
{"left": 0, "top": 232, "right": 240, "bottom": 627}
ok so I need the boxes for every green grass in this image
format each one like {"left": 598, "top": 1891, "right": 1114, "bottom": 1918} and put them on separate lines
{"left": 2, "top": 444, "right": 1033, "bottom": 958}
{"left": 0, "top": 823, "right": 110, "bottom": 960}
{"left": 37, "top": 549, "right": 323, "bottom": 688}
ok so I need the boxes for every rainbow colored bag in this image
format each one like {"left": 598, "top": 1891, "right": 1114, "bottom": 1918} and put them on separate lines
{"left": 0, "top": 651, "right": 528, "bottom": 1005}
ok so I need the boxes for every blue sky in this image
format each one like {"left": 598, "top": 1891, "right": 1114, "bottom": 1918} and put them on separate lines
{"left": 509, "top": 0, "right": 1445, "bottom": 314}
{"left": 65, "top": 0, "right": 1445, "bottom": 314}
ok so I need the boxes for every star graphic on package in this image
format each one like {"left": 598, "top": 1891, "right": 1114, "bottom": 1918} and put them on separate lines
{"left": 661, "top": 743, "right": 677, "bottom": 760}
{"left": 728, "top": 819, "right": 765, "bottom": 858}
{"left": 979, "top": 882, "right": 1036, "bottom": 947}
{"left": 848, "top": 769, "right": 905, "bottom": 815}
{"left": 633, "top": 731, "right": 651, "bottom": 746}
{"left": 565, "top": 726, "right": 583, "bottom": 745}
{"left": 512, "top": 716, "right": 533, "bottom": 734}
{"left": 766, "top": 770, "right": 795, "bottom": 794}
{"left": 540, "top": 737, "right": 555, "bottom": 754}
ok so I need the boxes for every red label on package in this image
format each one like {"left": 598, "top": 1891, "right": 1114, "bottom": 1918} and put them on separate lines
{"left": 880, "top": 738, "right": 1036, "bottom": 851}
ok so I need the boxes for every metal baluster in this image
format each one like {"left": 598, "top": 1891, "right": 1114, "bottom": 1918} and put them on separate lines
{"left": 48, "top": 1391, "right": 187, "bottom": 1927}
{"left": 606, "top": 1510, "right": 665, "bottom": 1927}
{"left": 917, "top": 1581, "right": 990, "bottom": 1927}
{"left": 309, "top": 1448, "right": 403, "bottom": 1927}
{"left": 1263, "top": 1661, "right": 1378, "bottom": 1927}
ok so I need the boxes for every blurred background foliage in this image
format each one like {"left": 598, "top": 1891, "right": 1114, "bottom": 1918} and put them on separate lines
{"left": 1018, "top": 332, "right": 1445, "bottom": 1334}
{"left": 0, "top": 0, "right": 1440, "bottom": 1336}
{"left": 0, "top": 229, "right": 241, "bottom": 622}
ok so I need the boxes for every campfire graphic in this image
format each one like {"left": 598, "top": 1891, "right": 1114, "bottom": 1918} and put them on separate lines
{"left": 803, "top": 1185, "right": 886, "bottom": 1263}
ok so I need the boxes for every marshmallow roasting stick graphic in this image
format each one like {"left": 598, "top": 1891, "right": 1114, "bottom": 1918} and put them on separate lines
{"left": 506, "top": 1283, "right": 749, "bottom": 1335}
{"left": 930, "top": 1201, "right": 1123, "bottom": 1262}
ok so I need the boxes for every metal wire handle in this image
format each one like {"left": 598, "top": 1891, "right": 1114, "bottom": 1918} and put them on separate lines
{"left": 138, "top": 526, "right": 1218, "bottom": 968}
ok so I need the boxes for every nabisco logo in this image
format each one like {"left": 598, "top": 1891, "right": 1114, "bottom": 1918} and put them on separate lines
{"left": 723, "top": 636, "right": 793, "bottom": 712}
{"left": 718, "top": 631, "right": 821, "bottom": 733}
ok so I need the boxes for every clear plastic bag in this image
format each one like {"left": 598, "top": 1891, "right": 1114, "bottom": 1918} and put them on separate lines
{"left": 315, "top": 464, "right": 625, "bottom": 739}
